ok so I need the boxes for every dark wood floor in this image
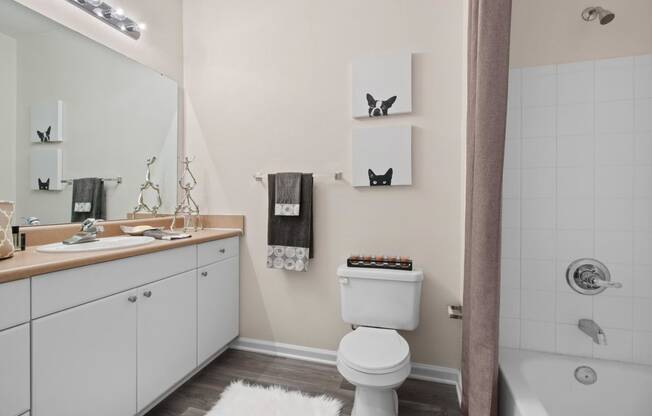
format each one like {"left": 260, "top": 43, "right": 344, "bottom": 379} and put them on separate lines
{"left": 146, "top": 349, "right": 461, "bottom": 416}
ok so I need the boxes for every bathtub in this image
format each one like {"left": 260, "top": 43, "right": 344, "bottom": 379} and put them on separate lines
{"left": 499, "top": 348, "right": 652, "bottom": 416}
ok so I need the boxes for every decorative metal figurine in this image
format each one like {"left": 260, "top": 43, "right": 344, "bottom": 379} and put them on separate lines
{"left": 133, "top": 156, "right": 163, "bottom": 217}
{"left": 171, "top": 156, "right": 202, "bottom": 231}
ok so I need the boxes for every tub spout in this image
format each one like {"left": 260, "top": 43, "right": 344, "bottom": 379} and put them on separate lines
{"left": 579, "top": 319, "right": 607, "bottom": 345}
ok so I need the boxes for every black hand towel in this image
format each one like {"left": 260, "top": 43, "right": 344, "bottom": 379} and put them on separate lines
{"left": 71, "top": 178, "right": 105, "bottom": 223}
{"left": 267, "top": 173, "right": 313, "bottom": 272}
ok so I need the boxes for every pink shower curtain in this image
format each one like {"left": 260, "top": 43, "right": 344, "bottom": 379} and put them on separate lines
{"left": 462, "top": 0, "right": 512, "bottom": 415}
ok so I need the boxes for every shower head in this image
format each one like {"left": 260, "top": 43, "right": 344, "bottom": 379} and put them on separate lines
{"left": 582, "top": 6, "right": 615, "bottom": 25}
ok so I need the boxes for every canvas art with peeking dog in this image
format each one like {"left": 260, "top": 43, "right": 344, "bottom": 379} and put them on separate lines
{"left": 352, "top": 126, "right": 412, "bottom": 187}
{"left": 30, "top": 100, "right": 64, "bottom": 142}
{"left": 352, "top": 51, "right": 412, "bottom": 118}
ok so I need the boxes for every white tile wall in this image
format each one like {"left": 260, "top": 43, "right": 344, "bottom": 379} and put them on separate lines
{"left": 500, "top": 55, "right": 652, "bottom": 365}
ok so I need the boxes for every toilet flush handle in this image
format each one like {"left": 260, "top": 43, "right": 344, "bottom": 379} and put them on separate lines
{"left": 339, "top": 277, "right": 349, "bottom": 285}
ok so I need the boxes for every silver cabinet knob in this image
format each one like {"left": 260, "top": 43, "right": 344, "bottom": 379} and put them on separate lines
{"left": 128, "top": 295, "right": 137, "bottom": 303}
{"left": 219, "top": 248, "right": 226, "bottom": 254}
{"left": 143, "top": 290, "right": 152, "bottom": 298}
{"left": 201, "top": 271, "right": 208, "bottom": 277}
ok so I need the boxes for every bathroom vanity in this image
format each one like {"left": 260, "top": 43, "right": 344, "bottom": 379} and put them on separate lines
{"left": 0, "top": 231, "right": 240, "bottom": 416}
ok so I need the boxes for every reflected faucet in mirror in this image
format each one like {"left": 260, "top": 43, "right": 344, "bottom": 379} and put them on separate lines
{"left": 22, "top": 217, "right": 41, "bottom": 226}
{"left": 62, "top": 218, "right": 104, "bottom": 245}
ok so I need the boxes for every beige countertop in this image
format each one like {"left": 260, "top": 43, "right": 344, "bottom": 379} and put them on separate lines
{"left": 0, "top": 228, "right": 242, "bottom": 284}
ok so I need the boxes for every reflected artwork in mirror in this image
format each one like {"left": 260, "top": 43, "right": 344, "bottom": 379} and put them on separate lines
{"left": 0, "top": 0, "right": 178, "bottom": 226}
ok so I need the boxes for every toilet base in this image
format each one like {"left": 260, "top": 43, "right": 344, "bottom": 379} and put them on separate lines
{"left": 351, "top": 386, "right": 399, "bottom": 416}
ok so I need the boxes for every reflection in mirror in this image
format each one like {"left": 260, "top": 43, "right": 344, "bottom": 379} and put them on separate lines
{"left": 0, "top": 0, "right": 178, "bottom": 226}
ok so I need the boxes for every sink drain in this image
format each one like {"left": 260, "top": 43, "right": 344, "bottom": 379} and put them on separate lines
{"left": 575, "top": 366, "right": 597, "bottom": 385}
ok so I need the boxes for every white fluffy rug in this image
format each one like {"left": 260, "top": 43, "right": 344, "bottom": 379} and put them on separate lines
{"left": 207, "top": 380, "right": 343, "bottom": 416}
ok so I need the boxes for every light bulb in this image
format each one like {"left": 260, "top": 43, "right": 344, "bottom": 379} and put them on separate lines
{"left": 111, "top": 8, "right": 126, "bottom": 21}
{"left": 138, "top": 22, "right": 147, "bottom": 31}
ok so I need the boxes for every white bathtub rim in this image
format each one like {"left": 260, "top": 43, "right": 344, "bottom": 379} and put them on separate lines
{"left": 499, "top": 348, "right": 550, "bottom": 416}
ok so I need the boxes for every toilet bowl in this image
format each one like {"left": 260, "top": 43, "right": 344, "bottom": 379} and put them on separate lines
{"left": 337, "top": 327, "right": 411, "bottom": 416}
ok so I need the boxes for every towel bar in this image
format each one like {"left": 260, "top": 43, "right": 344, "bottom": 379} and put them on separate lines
{"left": 253, "top": 172, "right": 343, "bottom": 181}
{"left": 61, "top": 177, "right": 123, "bottom": 185}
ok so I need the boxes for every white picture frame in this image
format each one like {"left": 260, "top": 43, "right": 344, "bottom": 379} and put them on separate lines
{"left": 30, "top": 148, "right": 63, "bottom": 191}
{"left": 352, "top": 51, "right": 412, "bottom": 118}
{"left": 352, "top": 126, "right": 412, "bottom": 187}
{"left": 30, "top": 100, "right": 64, "bottom": 142}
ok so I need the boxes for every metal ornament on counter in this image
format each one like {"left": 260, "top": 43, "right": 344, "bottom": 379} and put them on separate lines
{"left": 133, "top": 157, "right": 163, "bottom": 217}
{"left": 171, "top": 156, "right": 202, "bottom": 231}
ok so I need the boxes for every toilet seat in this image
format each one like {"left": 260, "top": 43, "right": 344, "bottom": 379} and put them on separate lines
{"left": 337, "top": 327, "right": 410, "bottom": 375}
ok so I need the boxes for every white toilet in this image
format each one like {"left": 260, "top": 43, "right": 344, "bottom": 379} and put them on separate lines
{"left": 336, "top": 265, "right": 423, "bottom": 416}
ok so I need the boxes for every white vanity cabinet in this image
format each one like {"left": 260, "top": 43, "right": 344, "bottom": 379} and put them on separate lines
{"left": 137, "top": 270, "right": 197, "bottom": 411}
{"left": 0, "top": 324, "right": 30, "bottom": 416}
{"left": 198, "top": 256, "right": 239, "bottom": 364}
{"left": 32, "top": 289, "right": 139, "bottom": 416}
{"left": 0, "top": 279, "right": 31, "bottom": 416}
{"left": 9, "top": 235, "right": 241, "bottom": 416}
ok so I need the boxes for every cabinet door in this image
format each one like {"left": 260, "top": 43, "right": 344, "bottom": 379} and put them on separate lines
{"left": 0, "top": 324, "right": 30, "bottom": 416}
{"left": 137, "top": 270, "right": 197, "bottom": 411}
{"left": 32, "top": 290, "right": 138, "bottom": 416}
{"left": 198, "top": 256, "right": 239, "bottom": 364}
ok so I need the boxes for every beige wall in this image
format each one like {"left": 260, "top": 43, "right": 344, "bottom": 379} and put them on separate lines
{"left": 510, "top": 0, "right": 652, "bottom": 68}
{"left": 12, "top": 0, "right": 182, "bottom": 82}
{"left": 183, "top": 0, "right": 467, "bottom": 368}
{"left": 0, "top": 32, "right": 16, "bottom": 202}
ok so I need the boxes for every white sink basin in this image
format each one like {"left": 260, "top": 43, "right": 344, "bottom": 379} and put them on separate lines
{"left": 37, "top": 236, "right": 155, "bottom": 253}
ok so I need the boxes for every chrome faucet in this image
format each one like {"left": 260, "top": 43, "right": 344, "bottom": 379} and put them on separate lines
{"left": 63, "top": 218, "right": 104, "bottom": 245}
{"left": 578, "top": 319, "right": 607, "bottom": 345}
{"left": 22, "top": 216, "right": 41, "bottom": 226}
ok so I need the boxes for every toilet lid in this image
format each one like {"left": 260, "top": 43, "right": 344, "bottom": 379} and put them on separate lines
{"left": 338, "top": 327, "right": 410, "bottom": 375}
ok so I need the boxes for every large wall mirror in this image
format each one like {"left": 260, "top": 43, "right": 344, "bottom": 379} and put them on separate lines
{"left": 0, "top": 0, "right": 178, "bottom": 227}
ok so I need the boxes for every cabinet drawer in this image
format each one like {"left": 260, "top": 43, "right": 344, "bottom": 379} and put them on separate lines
{"left": 197, "top": 236, "right": 239, "bottom": 267}
{"left": 0, "top": 279, "right": 30, "bottom": 331}
{"left": 32, "top": 245, "right": 195, "bottom": 318}
{"left": 0, "top": 324, "right": 30, "bottom": 416}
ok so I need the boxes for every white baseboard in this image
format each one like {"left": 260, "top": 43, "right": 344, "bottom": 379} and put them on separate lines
{"left": 230, "top": 337, "right": 462, "bottom": 404}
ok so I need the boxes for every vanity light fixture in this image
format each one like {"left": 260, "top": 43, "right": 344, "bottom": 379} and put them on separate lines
{"left": 65, "top": 0, "right": 143, "bottom": 40}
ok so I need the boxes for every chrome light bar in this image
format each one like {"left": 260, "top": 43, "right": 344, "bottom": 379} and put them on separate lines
{"left": 65, "top": 0, "right": 145, "bottom": 40}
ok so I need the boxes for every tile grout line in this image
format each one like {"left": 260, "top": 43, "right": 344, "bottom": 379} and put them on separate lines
{"left": 629, "top": 57, "right": 636, "bottom": 361}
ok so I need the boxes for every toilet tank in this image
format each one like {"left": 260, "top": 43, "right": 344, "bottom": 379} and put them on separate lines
{"left": 337, "top": 265, "right": 423, "bottom": 331}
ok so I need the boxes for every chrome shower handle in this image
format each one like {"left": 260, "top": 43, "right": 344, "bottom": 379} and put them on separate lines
{"left": 567, "top": 259, "right": 621, "bottom": 295}
{"left": 591, "top": 279, "right": 622, "bottom": 289}
{"left": 578, "top": 266, "right": 622, "bottom": 290}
